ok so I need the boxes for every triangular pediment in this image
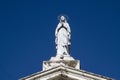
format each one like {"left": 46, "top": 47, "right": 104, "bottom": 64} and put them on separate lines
{"left": 20, "top": 65, "right": 113, "bottom": 80}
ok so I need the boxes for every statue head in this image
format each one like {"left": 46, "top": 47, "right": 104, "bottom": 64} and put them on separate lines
{"left": 60, "top": 16, "right": 66, "bottom": 22}
{"left": 61, "top": 16, "right": 65, "bottom": 20}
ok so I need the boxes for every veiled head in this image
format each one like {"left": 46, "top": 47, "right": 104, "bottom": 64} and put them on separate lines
{"left": 60, "top": 16, "right": 66, "bottom": 21}
{"left": 59, "top": 15, "right": 67, "bottom": 22}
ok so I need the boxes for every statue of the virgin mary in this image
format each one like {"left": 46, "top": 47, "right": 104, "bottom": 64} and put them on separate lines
{"left": 55, "top": 16, "right": 71, "bottom": 57}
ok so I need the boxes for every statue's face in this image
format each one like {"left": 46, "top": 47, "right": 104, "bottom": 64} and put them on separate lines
{"left": 61, "top": 16, "right": 65, "bottom": 21}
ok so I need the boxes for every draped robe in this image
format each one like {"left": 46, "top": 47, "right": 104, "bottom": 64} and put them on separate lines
{"left": 55, "top": 22, "right": 71, "bottom": 57}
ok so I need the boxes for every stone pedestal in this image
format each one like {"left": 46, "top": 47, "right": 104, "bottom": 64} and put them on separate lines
{"left": 43, "top": 56, "right": 80, "bottom": 71}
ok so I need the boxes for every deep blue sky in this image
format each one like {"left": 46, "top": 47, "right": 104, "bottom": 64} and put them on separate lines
{"left": 0, "top": 0, "right": 120, "bottom": 80}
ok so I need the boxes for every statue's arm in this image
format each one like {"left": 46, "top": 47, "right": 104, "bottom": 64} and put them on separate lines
{"left": 67, "top": 23, "right": 71, "bottom": 33}
{"left": 55, "top": 23, "right": 61, "bottom": 36}
{"left": 65, "top": 23, "right": 71, "bottom": 42}
{"left": 64, "top": 23, "right": 71, "bottom": 33}
{"left": 55, "top": 23, "right": 62, "bottom": 45}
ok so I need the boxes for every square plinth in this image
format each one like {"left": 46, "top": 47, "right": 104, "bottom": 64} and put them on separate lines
{"left": 43, "top": 60, "right": 80, "bottom": 71}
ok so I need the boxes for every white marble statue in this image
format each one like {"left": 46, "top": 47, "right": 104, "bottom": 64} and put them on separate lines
{"left": 55, "top": 16, "right": 71, "bottom": 58}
